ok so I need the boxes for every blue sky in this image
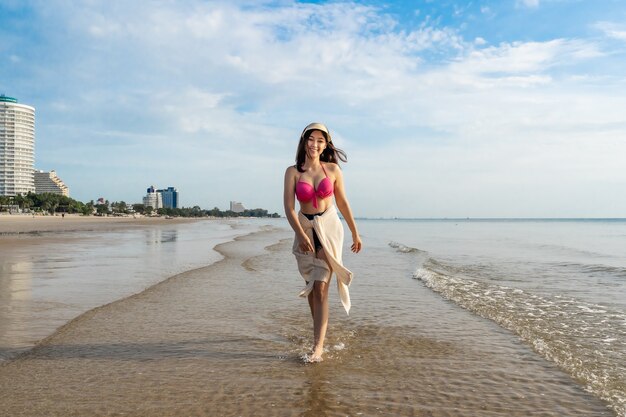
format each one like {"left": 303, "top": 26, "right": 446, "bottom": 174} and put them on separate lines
{"left": 2, "top": 0, "right": 625, "bottom": 217}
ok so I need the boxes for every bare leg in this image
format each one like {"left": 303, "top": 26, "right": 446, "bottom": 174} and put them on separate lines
{"left": 310, "top": 280, "right": 329, "bottom": 361}
{"left": 310, "top": 249, "right": 331, "bottom": 362}
{"left": 307, "top": 291, "right": 315, "bottom": 319}
{"left": 307, "top": 244, "right": 318, "bottom": 320}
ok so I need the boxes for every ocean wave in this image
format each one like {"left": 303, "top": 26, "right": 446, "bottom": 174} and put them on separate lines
{"left": 388, "top": 241, "right": 425, "bottom": 254}
{"left": 414, "top": 259, "right": 626, "bottom": 417}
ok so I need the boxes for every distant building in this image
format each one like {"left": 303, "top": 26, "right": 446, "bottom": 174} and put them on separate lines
{"left": 230, "top": 201, "right": 245, "bottom": 213}
{"left": 143, "top": 185, "right": 162, "bottom": 209}
{"left": 0, "top": 95, "right": 36, "bottom": 196}
{"left": 157, "top": 186, "right": 179, "bottom": 209}
{"left": 34, "top": 170, "right": 69, "bottom": 196}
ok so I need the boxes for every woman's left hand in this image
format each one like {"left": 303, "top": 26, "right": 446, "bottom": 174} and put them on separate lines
{"left": 351, "top": 234, "right": 362, "bottom": 253}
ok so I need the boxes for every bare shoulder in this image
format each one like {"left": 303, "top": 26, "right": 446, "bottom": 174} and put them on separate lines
{"left": 285, "top": 165, "right": 302, "bottom": 185}
{"left": 285, "top": 165, "right": 298, "bottom": 176}
{"left": 323, "top": 162, "right": 341, "bottom": 173}
{"left": 324, "top": 162, "right": 342, "bottom": 177}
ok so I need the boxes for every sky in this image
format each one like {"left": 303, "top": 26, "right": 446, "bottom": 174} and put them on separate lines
{"left": 1, "top": 0, "right": 625, "bottom": 218}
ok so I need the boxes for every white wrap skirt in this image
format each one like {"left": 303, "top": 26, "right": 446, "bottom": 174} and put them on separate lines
{"left": 293, "top": 205, "right": 353, "bottom": 314}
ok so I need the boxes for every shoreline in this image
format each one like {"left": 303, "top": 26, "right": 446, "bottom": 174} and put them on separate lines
{"left": 22, "top": 227, "right": 278, "bottom": 361}
{"left": 0, "top": 218, "right": 277, "bottom": 363}
{"left": 0, "top": 226, "right": 296, "bottom": 416}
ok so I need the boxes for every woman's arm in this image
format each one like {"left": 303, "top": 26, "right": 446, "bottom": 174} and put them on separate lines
{"left": 284, "top": 166, "right": 313, "bottom": 252}
{"left": 332, "top": 166, "right": 362, "bottom": 253}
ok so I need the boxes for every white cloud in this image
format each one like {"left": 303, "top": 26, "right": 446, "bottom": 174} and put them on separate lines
{"left": 474, "top": 37, "right": 487, "bottom": 45}
{"left": 454, "top": 39, "right": 602, "bottom": 75}
{"left": 517, "top": 0, "right": 540, "bottom": 8}
{"left": 6, "top": 0, "right": 626, "bottom": 216}
{"left": 594, "top": 21, "right": 626, "bottom": 41}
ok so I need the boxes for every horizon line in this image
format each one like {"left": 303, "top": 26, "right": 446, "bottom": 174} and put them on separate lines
{"left": 352, "top": 217, "right": 626, "bottom": 221}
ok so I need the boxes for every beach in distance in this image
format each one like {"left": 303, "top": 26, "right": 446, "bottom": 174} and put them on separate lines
{"left": 0, "top": 216, "right": 624, "bottom": 416}
{"left": 0, "top": 213, "right": 201, "bottom": 234}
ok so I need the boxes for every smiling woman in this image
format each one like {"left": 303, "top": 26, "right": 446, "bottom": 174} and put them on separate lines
{"left": 283, "top": 122, "right": 361, "bottom": 363}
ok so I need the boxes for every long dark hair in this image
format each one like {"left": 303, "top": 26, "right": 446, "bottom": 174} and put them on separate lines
{"left": 296, "top": 127, "right": 347, "bottom": 172}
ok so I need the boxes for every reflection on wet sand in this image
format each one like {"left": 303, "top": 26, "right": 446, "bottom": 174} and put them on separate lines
{"left": 0, "top": 259, "right": 32, "bottom": 301}
{"left": 0, "top": 259, "right": 33, "bottom": 357}
{"left": 0, "top": 221, "right": 242, "bottom": 361}
{"left": 302, "top": 367, "right": 332, "bottom": 417}
{"left": 144, "top": 228, "right": 179, "bottom": 246}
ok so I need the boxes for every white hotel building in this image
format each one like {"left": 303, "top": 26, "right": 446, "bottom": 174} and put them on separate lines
{"left": 34, "top": 170, "right": 70, "bottom": 196}
{"left": 0, "top": 95, "right": 36, "bottom": 196}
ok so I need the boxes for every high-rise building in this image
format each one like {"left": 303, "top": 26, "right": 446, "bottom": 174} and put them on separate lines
{"left": 0, "top": 95, "right": 35, "bottom": 196}
{"left": 230, "top": 201, "right": 245, "bottom": 213}
{"left": 34, "top": 170, "right": 70, "bottom": 196}
{"left": 158, "top": 186, "right": 179, "bottom": 209}
{"left": 143, "top": 185, "right": 162, "bottom": 209}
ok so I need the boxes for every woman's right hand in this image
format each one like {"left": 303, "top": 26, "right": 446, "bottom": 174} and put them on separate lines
{"left": 298, "top": 233, "right": 314, "bottom": 253}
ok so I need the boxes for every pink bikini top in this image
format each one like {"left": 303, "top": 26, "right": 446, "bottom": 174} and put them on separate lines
{"left": 295, "top": 164, "right": 334, "bottom": 209}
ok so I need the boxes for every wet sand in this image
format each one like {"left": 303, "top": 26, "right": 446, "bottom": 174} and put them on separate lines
{"left": 0, "top": 217, "right": 253, "bottom": 362}
{"left": 0, "top": 228, "right": 612, "bottom": 416}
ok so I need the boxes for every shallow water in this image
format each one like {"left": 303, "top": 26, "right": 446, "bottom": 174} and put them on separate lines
{"left": 0, "top": 221, "right": 617, "bottom": 416}
{"left": 358, "top": 219, "right": 625, "bottom": 416}
{"left": 0, "top": 219, "right": 261, "bottom": 359}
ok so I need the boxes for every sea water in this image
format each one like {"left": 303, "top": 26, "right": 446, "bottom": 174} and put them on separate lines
{"left": 0, "top": 217, "right": 623, "bottom": 416}
{"left": 352, "top": 218, "right": 626, "bottom": 416}
{"left": 0, "top": 219, "right": 263, "bottom": 360}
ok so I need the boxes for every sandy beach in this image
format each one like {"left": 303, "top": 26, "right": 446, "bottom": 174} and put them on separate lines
{"left": 0, "top": 214, "right": 200, "bottom": 235}
{"left": 0, "top": 224, "right": 612, "bottom": 416}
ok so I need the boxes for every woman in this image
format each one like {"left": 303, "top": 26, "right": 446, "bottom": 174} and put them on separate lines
{"left": 283, "top": 122, "right": 362, "bottom": 363}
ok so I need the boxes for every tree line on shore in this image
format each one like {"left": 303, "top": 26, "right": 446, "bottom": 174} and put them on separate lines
{"left": 0, "top": 192, "right": 280, "bottom": 218}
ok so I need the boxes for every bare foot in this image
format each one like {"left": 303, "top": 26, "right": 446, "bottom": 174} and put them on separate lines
{"left": 307, "top": 345, "right": 324, "bottom": 363}
{"left": 305, "top": 354, "right": 323, "bottom": 363}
